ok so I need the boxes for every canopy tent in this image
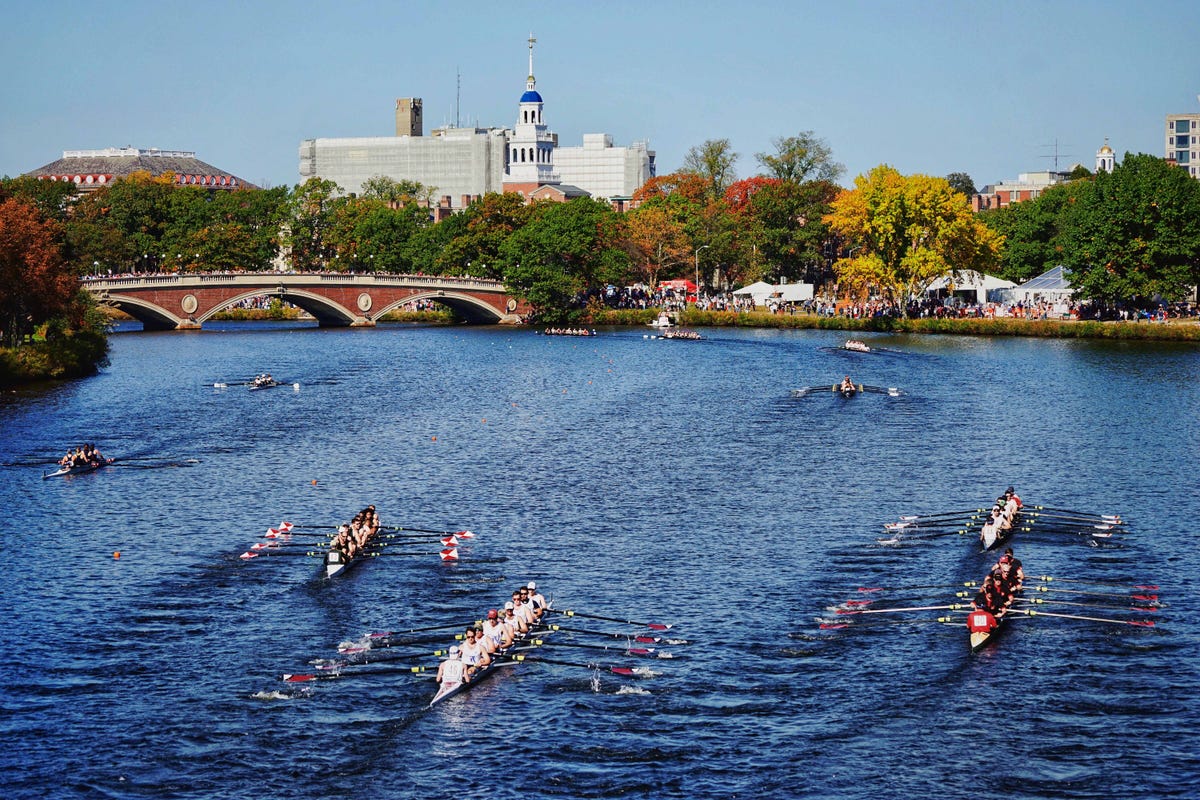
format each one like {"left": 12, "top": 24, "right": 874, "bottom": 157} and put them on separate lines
{"left": 926, "top": 271, "right": 1017, "bottom": 305}
{"left": 659, "top": 278, "right": 697, "bottom": 293}
{"left": 1005, "top": 265, "right": 1075, "bottom": 303}
{"left": 733, "top": 280, "right": 813, "bottom": 306}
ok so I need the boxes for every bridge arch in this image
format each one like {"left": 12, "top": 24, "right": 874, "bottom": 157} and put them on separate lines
{"left": 105, "top": 294, "right": 193, "bottom": 330}
{"left": 372, "top": 291, "right": 506, "bottom": 324}
{"left": 195, "top": 288, "right": 364, "bottom": 327}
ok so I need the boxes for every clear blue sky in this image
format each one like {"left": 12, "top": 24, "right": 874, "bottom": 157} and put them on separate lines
{"left": 3, "top": 0, "right": 1198, "bottom": 191}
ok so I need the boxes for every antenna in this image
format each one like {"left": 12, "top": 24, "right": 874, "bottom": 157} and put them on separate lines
{"left": 455, "top": 67, "right": 461, "bottom": 129}
{"left": 1039, "top": 139, "right": 1074, "bottom": 172}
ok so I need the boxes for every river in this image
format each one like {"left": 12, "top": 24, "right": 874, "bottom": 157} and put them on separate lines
{"left": 2, "top": 321, "right": 1198, "bottom": 799}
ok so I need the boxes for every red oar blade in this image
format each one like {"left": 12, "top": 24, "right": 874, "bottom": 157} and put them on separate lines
{"left": 610, "top": 667, "right": 636, "bottom": 676}
{"left": 647, "top": 623, "right": 671, "bottom": 631}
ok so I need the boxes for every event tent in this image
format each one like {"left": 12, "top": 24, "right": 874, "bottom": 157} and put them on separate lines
{"left": 732, "top": 281, "right": 775, "bottom": 306}
{"left": 1007, "top": 265, "right": 1075, "bottom": 302}
{"left": 732, "top": 280, "right": 813, "bottom": 306}
{"left": 925, "top": 271, "right": 1017, "bottom": 304}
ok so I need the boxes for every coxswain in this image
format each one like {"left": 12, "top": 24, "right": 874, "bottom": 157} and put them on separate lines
{"left": 481, "top": 608, "right": 514, "bottom": 651}
{"left": 435, "top": 645, "right": 467, "bottom": 691}
{"left": 458, "top": 626, "right": 491, "bottom": 675}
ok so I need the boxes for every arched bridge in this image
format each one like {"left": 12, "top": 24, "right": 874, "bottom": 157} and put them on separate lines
{"left": 82, "top": 272, "right": 529, "bottom": 330}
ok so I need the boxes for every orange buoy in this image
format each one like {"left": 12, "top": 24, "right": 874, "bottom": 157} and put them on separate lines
{"left": 311, "top": 479, "right": 318, "bottom": 486}
{"left": 432, "top": 436, "right": 437, "bottom": 441}
{"left": 482, "top": 418, "right": 487, "bottom": 423}
{"left": 113, "top": 551, "right": 120, "bottom": 559}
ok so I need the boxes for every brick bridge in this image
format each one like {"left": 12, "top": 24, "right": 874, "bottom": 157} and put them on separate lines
{"left": 82, "top": 272, "right": 529, "bottom": 330}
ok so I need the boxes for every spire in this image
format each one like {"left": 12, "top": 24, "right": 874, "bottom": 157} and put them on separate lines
{"left": 527, "top": 33, "right": 536, "bottom": 91}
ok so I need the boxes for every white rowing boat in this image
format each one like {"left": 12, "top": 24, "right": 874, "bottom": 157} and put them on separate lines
{"left": 429, "top": 598, "right": 553, "bottom": 707}
{"left": 42, "top": 458, "right": 112, "bottom": 479}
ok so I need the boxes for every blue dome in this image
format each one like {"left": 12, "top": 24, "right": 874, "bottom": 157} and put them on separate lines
{"left": 520, "top": 90, "right": 543, "bottom": 103}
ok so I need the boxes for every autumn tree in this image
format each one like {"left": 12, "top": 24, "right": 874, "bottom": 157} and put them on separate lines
{"left": 622, "top": 203, "right": 691, "bottom": 287}
{"left": 825, "top": 165, "right": 1002, "bottom": 311}
{"left": 0, "top": 198, "right": 79, "bottom": 347}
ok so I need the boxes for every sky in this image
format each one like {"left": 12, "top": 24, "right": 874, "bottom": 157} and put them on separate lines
{"left": 3, "top": 0, "right": 1199, "bottom": 192}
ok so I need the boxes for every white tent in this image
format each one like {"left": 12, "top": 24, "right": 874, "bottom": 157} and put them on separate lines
{"left": 771, "top": 283, "right": 814, "bottom": 303}
{"left": 1007, "top": 265, "right": 1075, "bottom": 303}
{"left": 926, "top": 271, "right": 1017, "bottom": 304}
{"left": 732, "top": 281, "right": 774, "bottom": 306}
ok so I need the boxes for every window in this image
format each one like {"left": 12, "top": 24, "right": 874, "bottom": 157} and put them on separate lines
{"left": 1177, "top": 119, "right": 1191, "bottom": 133}
{"left": 1176, "top": 150, "right": 1190, "bottom": 164}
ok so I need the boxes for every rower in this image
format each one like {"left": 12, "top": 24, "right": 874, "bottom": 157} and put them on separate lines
{"left": 458, "top": 626, "right": 491, "bottom": 675}
{"left": 1006, "top": 486, "right": 1022, "bottom": 509}
{"left": 526, "top": 581, "right": 546, "bottom": 615}
{"left": 502, "top": 601, "right": 528, "bottom": 635}
{"left": 435, "top": 645, "right": 467, "bottom": 690}
{"left": 840, "top": 375, "right": 855, "bottom": 393}
{"left": 481, "top": 608, "right": 514, "bottom": 650}
{"left": 511, "top": 589, "right": 536, "bottom": 627}
{"left": 518, "top": 586, "right": 543, "bottom": 622}
{"left": 972, "top": 575, "right": 1004, "bottom": 615}
{"left": 999, "top": 548, "right": 1025, "bottom": 584}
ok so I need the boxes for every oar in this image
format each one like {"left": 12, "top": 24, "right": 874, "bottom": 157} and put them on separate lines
{"left": 1014, "top": 597, "right": 1159, "bottom": 613}
{"left": 1028, "top": 575, "right": 1158, "bottom": 590}
{"left": 1026, "top": 585, "right": 1157, "bottom": 601}
{"left": 819, "top": 615, "right": 958, "bottom": 630}
{"left": 860, "top": 385, "right": 904, "bottom": 396}
{"left": 282, "top": 663, "right": 435, "bottom": 682}
{"left": 895, "top": 508, "right": 990, "bottom": 521}
{"left": 1009, "top": 608, "right": 1156, "bottom": 627}
{"left": 1022, "top": 510, "right": 1125, "bottom": 525}
{"left": 305, "top": 646, "right": 455, "bottom": 670}
{"left": 358, "top": 621, "right": 480, "bottom": 647}
{"left": 549, "top": 609, "right": 671, "bottom": 630}
{"left": 835, "top": 603, "right": 967, "bottom": 616}
{"left": 544, "top": 623, "right": 679, "bottom": 644}
{"left": 510, "top": 653, "right": 639, "bottom": 676}
{"left": 1023, "top": 505, "right": 1122, "bottom": 521}
{"left": 854, "top": 581, "right": 982, "bottom": 593}
{"left": 526, "top": 637, "right": 656, "bottom": 657}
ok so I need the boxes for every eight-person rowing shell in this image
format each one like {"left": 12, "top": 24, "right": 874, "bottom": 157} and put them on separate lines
{"left": 979, "top": 487, "right": 1022, "bottom": 549}
{"left": 967, "top": 547, "right": 1025, "bottom": 650}
{"left": 844, "top": 340, "right": 871, "bottom": 352}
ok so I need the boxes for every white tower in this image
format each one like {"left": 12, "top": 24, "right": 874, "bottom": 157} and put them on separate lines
{"left": 505, "top": 34, "right": 558, "bottom": 186}
{"left": 1096, "top": 137, "right": 1115, "bottom": 173}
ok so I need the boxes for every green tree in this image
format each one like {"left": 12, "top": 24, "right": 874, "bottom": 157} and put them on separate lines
{"left": 438, "top": 193, "right": 527, "bottom": 279}
{"left": 945, "top": 172, "right": 977, "bottom": 197}
{"left": 359, "top": 175, "right": 432, "bottom": 206}
{"left": 0, "top": 176, "right": 79, "bottom": 223}
{"left": 978, "top": 183, "right": 1078, "bottom": 284}
{"left": 738, "top": 178, "right": 839, "bottom": 285}
{"left": 499, "top": 199, "right": 628, "bottom": 321}
{"left": 756, "top": 132, "right": 844, "bottom": 184}
{"left": 1059, "top": 153, "right": 1200, "bottom": 304}
{"left": 287, "top": 177, "right": 344, "bottom": 270}
{"left": 825, "top": 165, "right": 1002, "bottom": 311}
{"left": 681, "top": 139, "right": 738, "bottom": 201}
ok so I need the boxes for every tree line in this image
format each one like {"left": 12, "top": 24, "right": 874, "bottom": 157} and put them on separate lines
{"left": 4, "top": 137, "right": 1200, "bottom": 338}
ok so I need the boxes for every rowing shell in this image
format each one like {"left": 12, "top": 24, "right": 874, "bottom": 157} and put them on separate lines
{"left": 429, "top": 600, "right": 553, "bottom": 708}
{"left": 42, "top": 458, "right": 113, "bottom": 480}
{"left": 968, "top": 588, "right": 1021, "bottom": 651}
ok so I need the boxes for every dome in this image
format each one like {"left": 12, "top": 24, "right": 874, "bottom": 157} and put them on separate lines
{"left": 1099, "top": 144, "right": 1113, "bottom": 154}
{"left": 520, "top": 90, "right": 543, "bottom": 103}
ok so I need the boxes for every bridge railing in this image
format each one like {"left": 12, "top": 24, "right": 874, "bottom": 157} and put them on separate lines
{"left": 82, "top": 271, "right": 508, "bottom": 291}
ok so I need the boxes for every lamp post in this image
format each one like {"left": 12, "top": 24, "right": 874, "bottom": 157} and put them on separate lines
{"left": 694, "top": 244, "right": 710, "bottom": 305}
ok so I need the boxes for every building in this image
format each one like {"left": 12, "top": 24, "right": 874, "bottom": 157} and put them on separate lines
{"left": 298, "top": 36, "right": 654, "bottom": 211}
{"left": 1096, "top": 138, "right": 1115, "bottom": 173}
{"left": 1165, "top": 109, "right": 1200, "bottom": 178}
{"left": 971, "top": 170, "right": 1070, "bottom": 212}
{"left": 26, "top": 146, "right": 253, "bottom": 192}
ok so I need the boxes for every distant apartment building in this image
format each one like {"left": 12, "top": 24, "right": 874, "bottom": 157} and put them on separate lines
{"left": 1165, "top": 111, "right": 1200, "bottom": 178}
{"left": 298, "top": 37, "right": 654, "bottom": 212}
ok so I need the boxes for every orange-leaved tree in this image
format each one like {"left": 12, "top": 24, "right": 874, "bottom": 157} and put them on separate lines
{"left": 825, "top": 165, "right": 1002, "bottom": 310}
{"left": 0, "top": 197, "right": 79, "bottom": 347}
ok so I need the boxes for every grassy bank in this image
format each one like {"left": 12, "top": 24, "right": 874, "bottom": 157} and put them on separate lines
{"left": 589, "top": 308, "right": 1200, "bottom": 342}
{"left": 0, "top": 331, "right": 110, "bottom": 388}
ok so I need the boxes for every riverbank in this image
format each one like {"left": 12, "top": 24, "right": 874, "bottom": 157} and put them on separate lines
{"left": 591, "top": 308, "right": 1200, "bottom": 341}
{"left": 0, "top": 331, "right": 109, "bottom": 388}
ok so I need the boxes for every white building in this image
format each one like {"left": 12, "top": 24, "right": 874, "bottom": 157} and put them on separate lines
{"left": 1166, "top": 109, "right": 1200, "bottom": 178}
{"left": 298, "top": 36, "right": 654, "bottom": 210}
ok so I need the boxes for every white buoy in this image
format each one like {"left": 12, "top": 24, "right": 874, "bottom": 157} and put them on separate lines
{"left": 293, "top": 383, "right": 300, "bottom": 390}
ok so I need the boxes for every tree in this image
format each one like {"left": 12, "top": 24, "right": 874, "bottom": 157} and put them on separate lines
{"left": 681, "top": 139, "right": 738, "bottom": 200}
{"left": 756, "top": 132, "right": 844, "bottom": 185}
{"left": 287, "top": 177, "right": 344, "bottom": 270}
{"left": 499, "top": 198, "right": 629, "bottom": 321}
{"left": 360, "top": 175, "right": 432, "bottom": 206}
{"left": 622, "top": 203, "right": 691, "bottom": 287}
{"left": 945, "top": 172, "right": 977, "bottom": 198}
{"left": 0, "top": 198, "right": 78, "bottom": 347}
{"left": 740, "top": 179, "right": 840, "bottom": 285}
{"left": 1058, "top": 153, "right": 1200, "bottom": 304}
{"left": 438, "top": 192, "right": 526, "bottom": 279}
{"left": 978, "top": 183, "right": 1078, "bottom": 284}
{"left": 825, "top": 165, "right": 1002, "bottom": 311}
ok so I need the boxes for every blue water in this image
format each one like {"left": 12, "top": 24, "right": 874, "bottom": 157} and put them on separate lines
{"left": 2, "top": 322, "right": 1198, "bottom": 799}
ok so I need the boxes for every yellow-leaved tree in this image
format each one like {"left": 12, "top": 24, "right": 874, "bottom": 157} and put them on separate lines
{"left": 825, "top": 165, "right": 1002, "bottom": 313}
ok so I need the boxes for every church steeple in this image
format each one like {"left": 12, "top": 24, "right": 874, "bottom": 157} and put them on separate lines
{"left": 1096, "top": 137, "right": 1115, "bottom": 173}
{"left": 527, "top": 33, "right": 536, "bottom": 91}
